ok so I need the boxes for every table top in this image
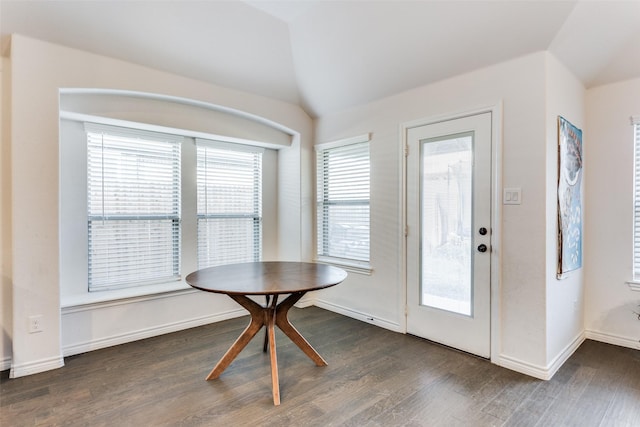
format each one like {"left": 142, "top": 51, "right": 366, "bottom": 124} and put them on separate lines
{"left": 185, "top": 261, "right": 348, "bottom": 295}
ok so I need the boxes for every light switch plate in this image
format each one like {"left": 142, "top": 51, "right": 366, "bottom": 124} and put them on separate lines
{"left": 503, "top": 188, "right": 521, "bottom": 205}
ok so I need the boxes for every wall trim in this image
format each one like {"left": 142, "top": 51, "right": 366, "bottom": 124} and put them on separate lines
{"left": 314, "top": 299, "right": 402, "bottom": 332}
{"left": 295, "top": 296, "right": 315, "bottom": 308}
{"left": 59, "top": 88, "right": 298, "bottom": 138}
{"left": 61, "top": 111, "right": 288, "bottom": 151}
{"left": 59, "top": 294, "right": 315, "bottom": 363}
{"left": 62, "top": 308, "right": 246, "bottom": 357}
{"left": 10, "top": 355, "right": 65, "bottom": 378}
{"left": 1, "top": 356, "right": 12, "bottom": 372}
{"left": 546, "top": 331, "right": 585, "bottom": 378}
{"left": 586, "top": 329, "right": 640, "bottom": 350}
{"left": 495, "top": 331, "right": 585, "bottom": 380}
{"left": 495, "top": 354, "right": 550, "bottom": 380}
{"left": 61, "top": 287, "right": 198, "bottom": 313}
{"left": 625, "top": 281, "right": 640, "bottom": 292}
{"left": 489, "top": 101, "right": 504, "bottom": 363}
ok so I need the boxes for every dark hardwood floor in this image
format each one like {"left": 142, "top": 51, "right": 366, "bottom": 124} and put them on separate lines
{"left": 2, "top": 307, "right": 640, "bottom": 426}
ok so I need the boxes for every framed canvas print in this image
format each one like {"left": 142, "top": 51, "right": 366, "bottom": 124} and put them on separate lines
{"left": 557, "top": 116, "right": 583, "bottom": 279}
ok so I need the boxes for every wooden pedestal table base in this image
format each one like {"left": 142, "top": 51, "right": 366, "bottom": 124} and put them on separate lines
{"left": 185, "top": 262, "right": 347, "bottom": 406}
{"left": 206, "top": 292, "right": 326, "bottom": 405}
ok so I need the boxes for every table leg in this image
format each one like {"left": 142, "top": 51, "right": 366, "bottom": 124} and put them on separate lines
{"left": 207, "top": 291, "right": 327, "bottom": 405}
{"left": 266, "top": 295, "right": 280, "bottom": 405}
{"left": 263, "top": 295, "right": 270, "bottom": 352}
{"left": 275, "top": 292, "right": 328, "bottom": 367}
{"left": 205, "top": 294, "right": 265, "bottom": 380}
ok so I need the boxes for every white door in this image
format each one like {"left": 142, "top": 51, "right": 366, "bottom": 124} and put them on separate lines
{"left": 406, "top": 112, "right": 492, "bottom": 358}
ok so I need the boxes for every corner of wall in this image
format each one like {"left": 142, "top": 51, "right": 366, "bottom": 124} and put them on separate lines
{"left": 1, "top": 54, "right": 14, "bottom": 371}
{"left": 543, "top": 51, "right": 586, "bottom": 370}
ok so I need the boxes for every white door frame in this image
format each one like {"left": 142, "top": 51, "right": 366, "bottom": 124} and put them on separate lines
{"left": 399, "top": 103, "right": 503, "bottom": 363}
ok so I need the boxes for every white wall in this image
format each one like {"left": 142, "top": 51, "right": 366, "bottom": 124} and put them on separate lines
{"left": 313, "top": 52, "right": 553, "bottom": 374}
{"left": 5, "top": 35, "right": 313, "bottom": 377}
{"left": 544, "top": 53, "right": 586, "bottom": 368}
{"left": 585, "top": 77, "right": 640, "bottom": 348}
{"left": 1, "top": 56, "right": 13, "bottom": 370}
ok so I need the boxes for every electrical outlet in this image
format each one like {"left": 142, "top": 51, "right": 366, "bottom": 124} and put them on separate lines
{"left": 28, "top": 315, "right": 43, "bottom": 333}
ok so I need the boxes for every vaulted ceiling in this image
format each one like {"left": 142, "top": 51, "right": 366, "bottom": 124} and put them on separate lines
{"left": 2, "top": 1, "right": 639, "bottom": 118}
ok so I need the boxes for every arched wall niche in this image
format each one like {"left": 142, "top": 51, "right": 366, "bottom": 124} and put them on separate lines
{"left": 59, "top": 88, "right": 296, "bottom": 148}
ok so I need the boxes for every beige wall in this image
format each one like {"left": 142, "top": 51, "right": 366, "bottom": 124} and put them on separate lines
{"left": 1, "top": 55, "right": 13, "bottom": 370}
{"left": 585, "top": 77, "right": 640, "bottom": 347}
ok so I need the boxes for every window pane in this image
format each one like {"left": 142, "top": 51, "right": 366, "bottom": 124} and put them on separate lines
{"left": 320, "top": 204, "right": 370, "bottom": 261}
{"left": 197, "top": 217, "right": 260, "bottom": 267}
{"left": 197, "top": 142, "right": 262, "bottom": 269}
{"left": 88, "top": 137, "right": 180, "bottom": 217}
{"left": 420, "top": 135, "right": 472, "bottom": 316}
{"left": 89, "top": 219, "right": 180, "bottom": 288}
{"left": 86, "top": 125, "right": 181, "bottom": 291}
{"left": 317, "top": 141, "right": 370, "bottom": 262}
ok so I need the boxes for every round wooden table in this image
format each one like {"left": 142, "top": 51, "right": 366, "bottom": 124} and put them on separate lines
{"left": 185, "top": 261, "right": 348, "bottom": 405}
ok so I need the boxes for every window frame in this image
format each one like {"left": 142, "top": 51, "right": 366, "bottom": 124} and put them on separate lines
{"left": 315, "top": 133, "right": 372, "bottom": 274}
{"left": 59, "top": 114, "right": 279, "bottom": 306}
{"left": 630, "top": 116, "right": 640, "bottom": 291}
{"left": 85, "top": 123, "right": 183, "bottom": 292}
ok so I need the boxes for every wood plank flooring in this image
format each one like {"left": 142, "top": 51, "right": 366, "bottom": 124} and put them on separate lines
{"left": 2, "top": 307, "right": 640, "bottom": 426}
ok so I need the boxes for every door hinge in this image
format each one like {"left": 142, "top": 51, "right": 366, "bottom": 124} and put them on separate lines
{"left": 404, "top": 144, "right": 409, "bottom": 157}
{"left": 404, "top": 225, "right": 409, "bottom": 237}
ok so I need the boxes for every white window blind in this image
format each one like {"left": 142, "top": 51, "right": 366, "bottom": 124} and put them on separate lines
{"left": 86, "top": 124, "right": 182, "bottom": 291}
{"left": 316, "top": 138, "right": 370, "bottom": 263}
{"left": 196, "top": 140, "right": 262, "bottom": 269}
{"left": 633, "top": 118, "right": 640, "bottom": 280}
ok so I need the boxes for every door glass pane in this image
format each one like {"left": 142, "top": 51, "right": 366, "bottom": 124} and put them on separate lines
{"left": 420, "top": 134, "right": 473, "bottom": 316}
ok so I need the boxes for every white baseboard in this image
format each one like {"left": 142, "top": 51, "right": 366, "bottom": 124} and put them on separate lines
{"left": 22, "top": 304, "right": 636, "bottom": 384}
{"left": 294, "top": 295, "right": 315, "bottom": 308}
{"left": 495, "top": 354, "right": 550, "bottom": 380}
{"left": 1, "top": 356, "right": 12, "bottom": 372}
{"left": 495, "top": 332, "right": 585, "bottom": 380}
{"left": 544, "top": 331, "right": 585, "bottom": 378}
{"left": 62, "top": 308, "right": 246, "bottom": 357}
{"left": 59, "top": 299, "right": 359, "bottom": 359}
{"left": 313, "top": 299, "right": 402, "bottom": 332}
{"left": 10, "top": 355, "right": 65, "bottom": 378}
{"left": 585, "top": 329, "right": 640, "bottom": 350}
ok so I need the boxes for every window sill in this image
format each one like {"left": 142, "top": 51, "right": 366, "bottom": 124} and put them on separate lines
{"left": 61, "top": 281, "right": 194, "bottom": 312}
{"left": 626, "top": 281, "right": 640, "bottom": 292}
{"left": 314, "top": 257, "right": 372, "bottom": 275}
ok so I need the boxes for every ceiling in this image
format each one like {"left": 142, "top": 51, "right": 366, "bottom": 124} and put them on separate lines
{"left": 2, "top": 1, "right": 640, "bottom": 118}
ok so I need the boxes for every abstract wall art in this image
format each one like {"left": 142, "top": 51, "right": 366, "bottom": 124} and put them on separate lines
{"left": 557, "top": 116, "right": 583, "bottom": 279}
